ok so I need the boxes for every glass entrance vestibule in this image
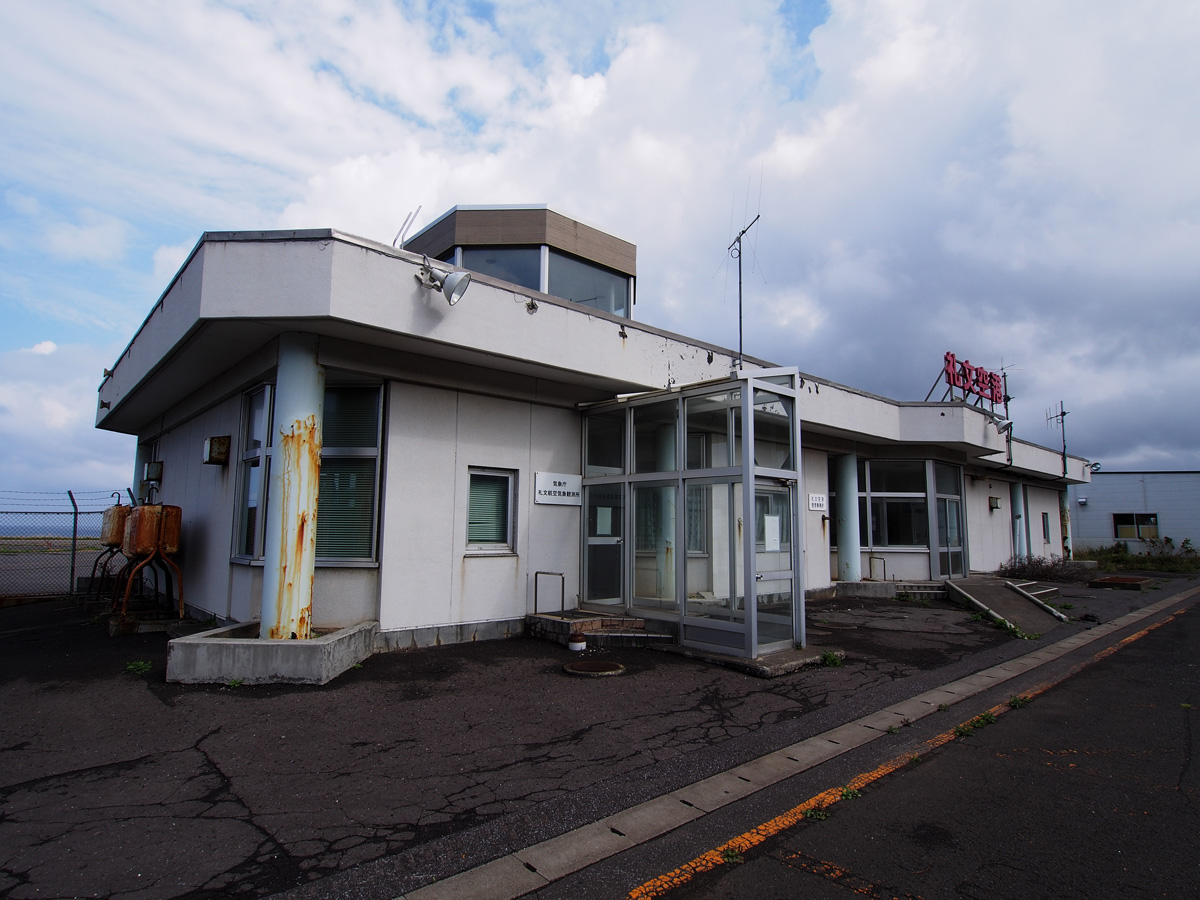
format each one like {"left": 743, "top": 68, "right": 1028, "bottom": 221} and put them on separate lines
{"left": 581, "top": 369, "right": 804, "bottom": 659}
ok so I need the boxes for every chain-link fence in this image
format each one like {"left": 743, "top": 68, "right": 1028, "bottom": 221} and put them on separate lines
{"left": 0, "top": 491, "right": 127, "bottom": 599}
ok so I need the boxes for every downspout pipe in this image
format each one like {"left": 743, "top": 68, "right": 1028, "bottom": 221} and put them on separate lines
{"left": 260, "top": 333, "right": 324, "bottom": 641}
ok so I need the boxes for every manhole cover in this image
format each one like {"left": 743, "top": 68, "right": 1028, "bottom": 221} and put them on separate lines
{"left": 563, "top": 661, "right": 626, "bottom": 677}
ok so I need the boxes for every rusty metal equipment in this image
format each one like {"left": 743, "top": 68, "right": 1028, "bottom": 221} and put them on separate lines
{"left": 87, "top": 496, "right": 130, "bottom": 602}
{"left": 113, "top": 503, "right": 184, "bottom": 619}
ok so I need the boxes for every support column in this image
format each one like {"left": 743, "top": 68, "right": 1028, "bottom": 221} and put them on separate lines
{"left": 260, "top": 333, "right": 324, "bottom": 640}
{"left": 1010, "top": 481, "right": 1028, "bottom": 560}
{"left": 656, "top": 424, "right": 676, "bottom": 605}
{"left": 836, "top": 453, "right": 861, "bottom": 582}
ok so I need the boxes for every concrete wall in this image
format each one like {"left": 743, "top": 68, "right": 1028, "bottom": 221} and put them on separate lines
{"left": 800, "top": 447, "right": 832, "bottom": 592}
{"left": 143, "top": 395, "right": 240, "bottom": 618}
{"left": 1069, "top": 472, "right": 1200, "bottom": 551}
{"left": 1025, "top": 485, "right": 1065, "bottom": 558}
{"left": 377, "top": 383, "right": 580, "bottom": 635}
{"left": 964, "top": 471, "right": 1015, "bottom": 573}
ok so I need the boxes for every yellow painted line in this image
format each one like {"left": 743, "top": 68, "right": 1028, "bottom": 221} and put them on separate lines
{"left": 627, "top": 604, "right": 1190, "bottom": 900}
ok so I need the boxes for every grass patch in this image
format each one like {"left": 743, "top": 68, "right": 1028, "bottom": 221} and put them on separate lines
{"left": 1074, "top": 538, "right": 1200, "bottom": 574}
{"left": 124, "top": 660, "right": 152, "bottom": 675}
{"left": 820, "top": 650, "right": 843, "bottom": 668}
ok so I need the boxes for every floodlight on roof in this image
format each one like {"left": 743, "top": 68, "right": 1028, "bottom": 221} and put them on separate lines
{"left": 415, "top": 256, "right": 471, "bottom": 306}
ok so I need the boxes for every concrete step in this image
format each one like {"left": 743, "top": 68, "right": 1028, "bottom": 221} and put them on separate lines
{"left": 525, "top": 612, "right": 672, "bottom": 649}
{"left": 895, "top": 582, "right": 950, "bottom": 602}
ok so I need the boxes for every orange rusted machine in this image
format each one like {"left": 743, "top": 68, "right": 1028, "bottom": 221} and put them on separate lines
{"left": 88, "top": 498, "right": 131, "bottom": 602}
{"left": 113, "top": 503, "right": 185, "bottom": 619}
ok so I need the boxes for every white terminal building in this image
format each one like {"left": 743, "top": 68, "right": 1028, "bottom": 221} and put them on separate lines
{"left": 96, "top": 206, "right": 1090, "bottom": 663}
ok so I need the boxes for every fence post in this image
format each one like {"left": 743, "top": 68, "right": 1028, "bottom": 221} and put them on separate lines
{"left": 67, "top": 490, "right": 78, "bottom": 596}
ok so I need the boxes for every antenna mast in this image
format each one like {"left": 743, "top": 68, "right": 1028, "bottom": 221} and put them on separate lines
{"left": 728, "top": 213, "right": 760, "bottom": 369}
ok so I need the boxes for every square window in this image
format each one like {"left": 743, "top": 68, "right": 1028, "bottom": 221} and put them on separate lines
{"left": 468, "top": 469, "right": 515, "bottom": 550}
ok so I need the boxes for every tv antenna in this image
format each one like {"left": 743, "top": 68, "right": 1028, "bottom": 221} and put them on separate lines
{"left": 728, "top": 213, "right": 760, "bottom": 369}
{"left": 393, "top": 205, "right": 422, "bottom": 248}
{"left": 1046, "top": 400, "right": 1069, "bottom": 478}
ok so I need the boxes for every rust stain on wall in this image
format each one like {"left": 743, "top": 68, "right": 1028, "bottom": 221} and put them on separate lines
{"left": 270, "top": 415, "right": 321, "bottom": 639}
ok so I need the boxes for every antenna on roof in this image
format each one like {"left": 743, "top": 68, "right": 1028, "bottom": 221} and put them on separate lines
{"left": 1046, "top": 401, "right": 1069, "bottom": 478}
{"left": 728, "top": 213, "right": 760, "bottom": 369}
{"left": 393, "top": 205, "right": 422, "bottom": 249}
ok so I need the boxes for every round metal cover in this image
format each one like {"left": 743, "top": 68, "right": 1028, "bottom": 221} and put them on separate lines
{"left": 563, "top": 661, "right": 626, "bottom": 677}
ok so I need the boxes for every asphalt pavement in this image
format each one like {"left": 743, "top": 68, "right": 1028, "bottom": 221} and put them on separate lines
{"left": 0, "top": 575, "right": 1196, "bottom": 900}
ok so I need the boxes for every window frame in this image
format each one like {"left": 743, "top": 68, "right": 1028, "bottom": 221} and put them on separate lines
{"left": 234, "top": 385, "right": 272, "bottom": 561}
{"left": 1113, "top": 513, "right": 1158, "bottom": 540}
{"left": 316, "top": 383, "right": 384, "bottom": 563}
{"left": 466, "top": 467, "right": 517, "bottom": 554}
{"left": 232, "top": 381, "right": 384, "bottom": 566}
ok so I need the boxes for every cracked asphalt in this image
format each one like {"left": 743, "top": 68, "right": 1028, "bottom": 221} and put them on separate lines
{"left": 1, "top": 576, "right": 1193, "bottom": 900}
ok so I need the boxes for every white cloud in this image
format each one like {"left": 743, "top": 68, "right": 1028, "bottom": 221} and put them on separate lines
{"left": 44, "top": 209, "right": 130, "bottom": 262}
{"left": 0, "top": 342, "right": 134, "bottom": 492}
{"left": 152, "top": 241, "right": 195, "bottom": 285}
{"left": 28, "top": 341, "right": 56, "bottom": 355}
{"left": 0, "top": 0, "right": 1198, "bottom": 481}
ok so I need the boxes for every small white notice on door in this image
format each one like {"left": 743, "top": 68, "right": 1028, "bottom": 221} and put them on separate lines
{"left": 765, "top": 516, "right": 781, "bottom": 552}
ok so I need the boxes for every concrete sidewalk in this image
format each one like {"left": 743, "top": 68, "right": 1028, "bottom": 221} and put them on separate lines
{"left": 1, "top": 575, "right": 1196, "bottom": 900}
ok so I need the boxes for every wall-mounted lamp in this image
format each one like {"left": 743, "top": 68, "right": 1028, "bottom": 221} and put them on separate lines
{"left": 995, "top": 419, "right": 1014, "bottom": 435}
{"left": 415, "top": 256, "right": 471, "bottom": 306}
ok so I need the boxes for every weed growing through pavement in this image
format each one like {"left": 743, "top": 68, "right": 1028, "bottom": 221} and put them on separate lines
{"left": 954, "top": 723, "right": 975, "bottom": 738}
{"left": 721, "top": 848, "right": 744, "bottom": 864}
{"left": 969, "top": 612, "right": 986, "bottom": 622}
{"left": 938, "top": 703, "right": 949, "bottom": 712}
{"left": 841, "top": 787, "right": 862, "bottom": 800}
{"left": 1008, "top": 695, "right": 1033, "bottom": 708}
{"left": 125, "top": 660, "right": 152, "bottom": 675}
{"left": 820, "top": 650, "right": 843, "bottom": 668}
{"left": 228, "top": 678, "right": 244, "bottom": 688}
{"left": 887, "top": 725, "right": 899, "bottom": 734}
{"left": 804, "top": 808, "right": 830, "bottom": 821}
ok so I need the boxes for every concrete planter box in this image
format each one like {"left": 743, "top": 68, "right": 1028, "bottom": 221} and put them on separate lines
{"left": 167, "top": 621, "right": 379, "bottom": 685}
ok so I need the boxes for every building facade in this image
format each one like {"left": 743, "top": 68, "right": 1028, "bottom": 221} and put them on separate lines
{"left": 96, "top": 210, "right": 1089, "bottom": 660}
{"left": 1068, "top": 471, "right": 1199, "bottom": 552}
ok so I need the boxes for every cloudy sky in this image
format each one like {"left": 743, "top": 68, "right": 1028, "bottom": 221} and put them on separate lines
{"left": 2, "top": 0, "right": 1198, "bottom": 498}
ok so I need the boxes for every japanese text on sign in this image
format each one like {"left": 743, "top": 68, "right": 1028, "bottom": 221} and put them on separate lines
{"left": 534, "top": 472, "right": 582, "bottom": 506}
{"left": 944, "top": 352, "right": 1003, "bottom": 405}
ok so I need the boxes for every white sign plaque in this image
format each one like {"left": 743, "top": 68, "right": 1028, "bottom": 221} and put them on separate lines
{"left": 535, "top": 472, "right": 582, "bottom": 506}
{"left": 808, "top": 493, "right": 827, "bottom": 512}
{"left": 764, "top": 516, "right": 781, "bottom": 552}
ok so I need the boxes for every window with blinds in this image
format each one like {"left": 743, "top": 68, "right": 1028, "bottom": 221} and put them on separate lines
{"left": 468, "top": 469, "right": 514, "bottom": 549}
{"left": 316, "top": 385, "right": 381, "bottom": 560}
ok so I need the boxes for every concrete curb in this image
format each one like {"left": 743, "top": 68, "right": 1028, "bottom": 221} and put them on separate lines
{"left": 395, "top": 585, "right": 1200, "bottom": 900}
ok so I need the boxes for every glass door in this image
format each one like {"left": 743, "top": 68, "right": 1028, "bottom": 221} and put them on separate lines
{"left": 754, "top": 482, "right": 796, "bottom": 653}
{"left": 583, "top": 484, "right": 624, "bottom": 609}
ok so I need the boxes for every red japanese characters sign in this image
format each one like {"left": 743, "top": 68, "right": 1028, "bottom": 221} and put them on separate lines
{"left": 944, "top": 352, "right": 1003, "bottom": 404}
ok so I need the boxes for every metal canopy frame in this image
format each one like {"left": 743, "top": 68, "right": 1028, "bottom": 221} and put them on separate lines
{"left": 581, "top": 367, "right": 804, "bottom": 659}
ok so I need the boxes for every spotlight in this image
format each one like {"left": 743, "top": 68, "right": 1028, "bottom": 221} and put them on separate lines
{"left": 415, "top": 256, "right": 471, "bottom": 306}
